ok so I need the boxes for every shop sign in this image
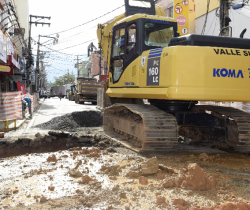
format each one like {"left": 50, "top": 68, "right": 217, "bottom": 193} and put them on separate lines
{"left": 0, "top": 65, "right": 10, "bottom": 72}
{"left": 0, "top": 31, "right": 7, "bottom": 63}
{"left": 10, "top": 55, "right": 20, "bottom": 70}
{"left": 7, "top": 36, "right": 15, "bottom": 56}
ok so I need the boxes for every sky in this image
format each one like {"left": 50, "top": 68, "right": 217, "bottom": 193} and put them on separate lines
{"left": 29, "top": 0, "right": 126, "bottom": 83}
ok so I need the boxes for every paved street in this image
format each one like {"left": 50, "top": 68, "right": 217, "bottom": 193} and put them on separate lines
{"left": 5, "top": 97, "right": 97, "bottom": 138}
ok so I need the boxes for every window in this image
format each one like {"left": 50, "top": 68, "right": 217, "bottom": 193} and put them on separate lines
{"left": 128, "top": 0, "right": 151, "bottom": 8}
{"left": 126, "top": 23, "right": 136, "bottom": 54}
{"left": 144, "top": 22, "right": 174, "bottom": 48}
{"left": 112, "top": 27, "right": 125, "bottom": 82}
{"left": 112, "top": 27, "right": 125, "bottom": 57}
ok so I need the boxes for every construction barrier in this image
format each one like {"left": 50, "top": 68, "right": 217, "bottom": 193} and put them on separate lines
{"left": 0, "top": 91, "right": 39, "bottom": 121}
{"left": 0, "top": 92, "right": 22, "bottom": 121}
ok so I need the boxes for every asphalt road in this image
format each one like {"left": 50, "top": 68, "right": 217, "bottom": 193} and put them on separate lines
{"left": 5, "top": 97, "right": 97, "bottom": 138}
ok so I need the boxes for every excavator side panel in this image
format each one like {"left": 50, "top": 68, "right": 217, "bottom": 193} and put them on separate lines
{"left": 107, "top": 46, "right": 250, "bottom": 102}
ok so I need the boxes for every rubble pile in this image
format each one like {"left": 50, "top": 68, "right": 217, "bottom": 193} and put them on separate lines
{"left": 35, "top": 111, "right": 103, "bottom": 132}
{"left": 161, "top": 163, "right": 217, "bottom": 191}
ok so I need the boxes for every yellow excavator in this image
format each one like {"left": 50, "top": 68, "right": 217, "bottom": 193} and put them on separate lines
{"left": 97, "top": 0, "right": 250, "bottom": 153}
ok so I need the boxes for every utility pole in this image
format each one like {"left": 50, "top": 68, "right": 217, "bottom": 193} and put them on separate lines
{"left": 74, "top": 56, "right": 80, "bottom": 78}
{"left": 220, "top": 0, "right": 230, "bottom": 36}
{"left": 40, "top": 61, "right": 44, "bottom": 90}
{"left": 99, "top": 51, "right": 101, "bottom": 82}
{"left": 35, "top": 35, "right": 40, "bottom": 92}
{"left": 36, "top": 34, "right": 58, "bottom": 92}
{"left": 27, "top": 15, "right": 51, "bottom": 93}
{"left": 68, "top": 69, "right": 69, "bottom": 83}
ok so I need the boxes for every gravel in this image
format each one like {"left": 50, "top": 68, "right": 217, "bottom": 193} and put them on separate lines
{"left": 35, "top": 111, "right": 103, "bottom": 132}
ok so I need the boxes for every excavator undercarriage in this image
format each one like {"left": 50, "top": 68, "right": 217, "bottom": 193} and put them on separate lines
{"left": 103, "top": 102, "right": 250, "bottom": 153}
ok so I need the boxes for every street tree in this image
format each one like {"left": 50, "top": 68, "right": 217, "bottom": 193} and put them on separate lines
{"left": 53, "top": 74, "right": 75, "bottom": 86}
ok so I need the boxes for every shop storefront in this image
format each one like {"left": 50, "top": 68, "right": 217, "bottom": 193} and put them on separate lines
{"left": 0, "top": 32, "right": 21, "bottom": 92}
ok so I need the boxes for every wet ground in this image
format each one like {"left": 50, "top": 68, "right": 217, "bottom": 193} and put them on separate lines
{"left": 1, "top": 98, "right": 250, "bottom": 210}
{"left": 1, "top": 142, "right": 250, "bottom": 210}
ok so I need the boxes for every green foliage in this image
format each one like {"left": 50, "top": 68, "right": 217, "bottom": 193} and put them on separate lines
{"left": 53, "top": 74, "right": 75, "bottom": 86}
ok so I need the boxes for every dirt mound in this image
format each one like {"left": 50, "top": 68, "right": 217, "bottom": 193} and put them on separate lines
{"left": 162, "top": 163, "right": 217, "bottom": 191}
{"left": 35, "top": 111, "right": 103, "bottom": 132}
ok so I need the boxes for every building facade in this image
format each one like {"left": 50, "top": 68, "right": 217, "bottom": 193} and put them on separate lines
{"left": 156, "top": 0, "right": 250, "bottom": 38}
{"left": 195, "top": 0, "right": 250, "bottom": 38}
{"left": 86, "top": 51, "right": 108, "bottom": 82}
{"left": 0, "top": 0, "right": 29, "bottom": 94}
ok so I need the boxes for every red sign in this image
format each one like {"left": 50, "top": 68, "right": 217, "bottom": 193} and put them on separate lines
{"left": 16, "top": 82, "right": 26, "bottom": 95}
{"left": 182, "top": 0, "right": 189, "bottom": 6}
{"left": 175, "top": 5, "right": 183, "bottom": 14}
{"left": 176, "top": 15, "right": 187, "bottom": 27}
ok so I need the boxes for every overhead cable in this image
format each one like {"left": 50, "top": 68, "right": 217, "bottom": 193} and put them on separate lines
{"left": 45, "top": 5, "right": 125, "bottom": 36}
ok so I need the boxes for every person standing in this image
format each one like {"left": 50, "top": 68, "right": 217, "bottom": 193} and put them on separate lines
{"left": 59, "top": 91, "right": 62, "bottom": 101}
{"left": 22, "top": 97, "right": 32, "bottom": 119}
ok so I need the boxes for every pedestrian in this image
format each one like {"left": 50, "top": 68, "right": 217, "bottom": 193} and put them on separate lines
{"left": 22, "top": 97, "right": 32, "bottom": 119}
{"left": 59, "top": 91, "right": 62, "bottom": 101}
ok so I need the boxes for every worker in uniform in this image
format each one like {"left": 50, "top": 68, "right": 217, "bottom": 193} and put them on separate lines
{"left": 22, "top": 97, "right": 32, "bottom": 119}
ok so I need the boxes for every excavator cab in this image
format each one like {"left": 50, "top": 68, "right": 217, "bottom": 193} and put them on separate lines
{"left": 110, "top": 0, "right": 178, "bottom": 84}
{"left": 110, "top": 18, "right": 178, "bottom": 84}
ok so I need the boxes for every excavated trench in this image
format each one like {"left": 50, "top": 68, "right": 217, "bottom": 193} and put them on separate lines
{"left": 0, "top": 110, "right": 105, "bottom": 158}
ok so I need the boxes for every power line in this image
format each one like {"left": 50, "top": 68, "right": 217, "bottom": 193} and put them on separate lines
{"left": 52, "top": 26, "right": 96, "bottom": 45}
{"left": 201, "top": 0, "right": 211, "bottom": 35}
{"left": 45, "top": 5, "right": 125, "bottom": 36}
{"left": 32, "top": 37, "right": 88, "bottom": 56}
{"left": 57, "top": 38, "right": 97, "bottom": 51}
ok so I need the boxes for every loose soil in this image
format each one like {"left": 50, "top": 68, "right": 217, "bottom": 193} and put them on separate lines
{"left": 2, "top": 109, "right": 250, "bottom": 210}
{"left": 35, "top": 111, "right": 103, "bottom": 132}
{"left": 1, "top": 145, "right": 250, "bottom": 210}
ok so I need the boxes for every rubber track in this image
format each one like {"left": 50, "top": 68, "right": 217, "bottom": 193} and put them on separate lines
{"left": 103, "top": 104, "right": 178, "bottom": 153}
{"left": 197, "top": 105, "right": 250, "bottom": 152}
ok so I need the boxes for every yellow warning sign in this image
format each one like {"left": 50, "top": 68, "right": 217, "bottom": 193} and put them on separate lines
{"left": 174, "top": 0, "right": 189, "bottom": 36}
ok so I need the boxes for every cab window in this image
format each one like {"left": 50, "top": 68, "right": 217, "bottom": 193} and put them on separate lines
{"left": 112, "top": 28, "right": 125, "bottom": 57}
{"left": 126, "top": 23, "right": 136, "bottom": 54}
{"left": 144, "top": 22, "right": 174, "bottom": 47}
{"left": 112, "top": 27, "right": 125, "bottom": 82}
